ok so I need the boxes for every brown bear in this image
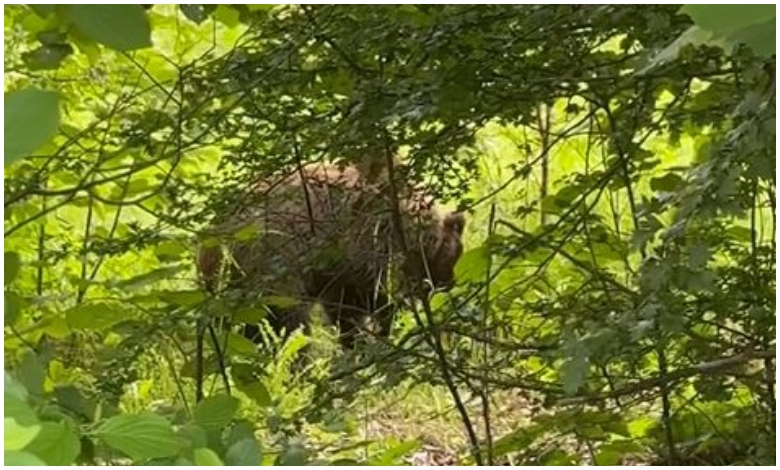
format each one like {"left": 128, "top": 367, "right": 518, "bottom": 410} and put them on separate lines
{"left": 197, "top": 162, "right": 465, "bottom": 348}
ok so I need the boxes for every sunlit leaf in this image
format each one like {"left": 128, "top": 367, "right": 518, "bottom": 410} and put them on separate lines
{"left": 4, "top": 450, "right": 47, "bottom": 466}
{"left": 65, "top": 302, "right": 128, "bottom": 332}
{"left": 4, "top": 418, "right": 41, "bottom": 451}
{"left": 96, "top": 413, "right": 180, "bottom": 461}
{"left": 193, "top": 394, "right": 240, "bottom": 431}
{"left": 193, "top": 447, "right": 224, "bottom": 466}
{"left": 25, "top": 421, "right": 81, "bottom": 465}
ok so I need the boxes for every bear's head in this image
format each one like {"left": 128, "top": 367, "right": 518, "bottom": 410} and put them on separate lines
{"left": 403, "top": 210, "right": 466, "bottom": 293}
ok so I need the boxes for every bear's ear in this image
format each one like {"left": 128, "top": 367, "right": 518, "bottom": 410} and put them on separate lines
{"left": 442, "top": 212, "right": 465, "bottom": 235}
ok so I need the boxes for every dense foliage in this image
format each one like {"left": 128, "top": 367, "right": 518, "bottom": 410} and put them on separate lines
{"left": 4, "top": 4, "right": 775, "bottom": 466}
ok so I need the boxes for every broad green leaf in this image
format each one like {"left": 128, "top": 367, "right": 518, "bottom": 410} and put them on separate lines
{"left": 725, "top": 19, "right": 776, "bottom": 57}
{"left": 96, "top": 413, "right": 180, "bottom": 461}
{"left": 230, "top": 365, "right": 271, "bottom": 407}
{"left": 594, "top": 441, "right": 645, "bottom": 466}
{"left": 226, "top": 332, "right": 259, "bottom": 358}
{"left": 193, "top": 447, "right": 224, "bottom": 466}
{"left": 114, "top": 266, "right": 182, "bottom": 289}
{"left": 276, "top": 440, "right": 309, "bottom": 466}
{"left": 65, "top": 302, "right": 128, "bottom": 332}
{"left": 179, "top": 5, "right": 214, "bottom": 24}
{"left": 193, "top": 395, "right": 240, "bottom": 431}
{"left": 262, "top": 296, "right": 301, "bottom": 309}
{"left": 5, "top": 291, "right": 23, "bottom": 327}
{"left": 232, "top": 307, "right": 267, "bottom": 324}
{"left": 680, "top": 4, "right": 775, "bottom": 36}
{"left": 158, "top": 290, "right": 205, "bottom": 308}
{"left": 4, "top": 390, "right": 38, "bottom": 428}
{"left": 25, "top": 421, "right": 80, "bottom": 465}
{"left": 5, "top": 372, "right": 29, "bottom": 402}
{"left": 14, "top": 353, "right": 45, "bottom": 400}
{"left": 649, "top": 173, "right": 683, "bottom": 192}
{"left": 5, "top": 252, "right": 20, "bottom": 285}
{"left": 224, "top": 438, "right": 262, "bottom": 466}
{"left": 4, "top": 418, "right": 41, "bottom": 451}
{"left": 213, "top": 5, "right": 240, "bottom": 28}
{"left": 176, "top": 423, "right": 208, "bottom": 449}
{"left": 4, "top": 88, "right": 60, "bottom": 166}
{"left": 22, "top": 44, "right": 73, "bottom": 70}
{"left": 65, "top": 5, "right": 152, "bottom": 52}
{"left": 29, "top": 5, "right": 56, "bottom": 17}
{"left": 4, "top": 450, "right": 47, "bottom": 466}
{"left": 454, "top": 246, "right": 491, "bottom": 284}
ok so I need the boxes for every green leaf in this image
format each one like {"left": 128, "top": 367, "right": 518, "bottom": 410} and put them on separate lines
{"left": 193, "top": 395, "right": 240, "bottom": 431}
{"left": 5, "top": 252, "right": 20, "bottom": 285}
{"left": 225, "top": 438, "right": 262, "bottom": 466}
{"left": 65, "top": 5, "right": 152, "bottom": 52}
{"left": 226, "top": 332, "right": 259, "bottom": 358}
{"left": 114, "top": 266, "right": 183, "bottom": 289}
{"left": 454, "top": 246, "right": 491, "bottom": 284}
{"left": 231, "top": 365, "right": 271, "bottom": 407}
{"left": 179, "top": 5, "right": 213, "bottom": 24}
{"left": 213, "top": 5, "right": 240, "bottom": 28}
{"left": 725, "top": 19, "right": 776, "bottom": 57}
{"left": 15, "top": 351, "right": 46, "bottom": 399}
{"left": 232, "top": 307, "right": 267, "bottom": 324}
{"left": 4, "top": 88, "right": 60, "bottom": 166}
{"left": 176, "top": 423, "right": 208, "bottom": 449}
{"left": 276, "top": 440, "right": 309, "bottom": 466}
{"left": 22, "top": 44, "right": 73, "bottom": 70}
{"left": 680, "top": 4, "right": 775, "bottom": 36}
{"left": 96, "top": 413, "right": 181, "bottom": 461}
{"left": 5, "top": 291, "right": 23, "bottom": 327}
{"left": 4, "top": 450, "right": 47, "bottom": 466}
{"left": 65, "top": 302, "right": 128, "bottom": 332}
{"left": 4, "top": 418, "right": 41, "bottom": 451}
{"left": 594, "top": 441, "right": 645, "bottom": 465}
{"left": 158, "top": 290, "right": 205, "bottom": 308}
{"left": 5, "top": 372, "right": 29, "bottom": 402}
{"left": 25, "top": 421, "right": 80, "bottom": 465}
{"left": 29, "top": 5, "right": 56, "bottom": 17}
{"left": 193, "top": 447, "right": 224, "bottom": 466}
{"left": 649, "top": 173, "right": 683, "bottom": 192}
{"left": 4, "top": 396, "right": 38, "bottom": 427}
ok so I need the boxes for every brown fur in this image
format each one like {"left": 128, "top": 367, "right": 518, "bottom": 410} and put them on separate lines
{"left": 197, "top": 162, "right": 465, "bottom": 347}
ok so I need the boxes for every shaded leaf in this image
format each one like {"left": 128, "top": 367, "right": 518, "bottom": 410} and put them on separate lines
{"left": 225, "top": 438, "right": 262, "bottom": 466}
{"left": 680, "top": 4, "right": 775, "bottom": 36}
{"left": 5, "top": 252, "right": 20, "bottom": 285}
{"left": 66, "top": 5, "right": 152, "bottom": 52}
{"left": 5, "top": 291, "right": 23, "bottom": 327}
{"left": 4, "top": 88, "right": 60, "bottom": 166}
